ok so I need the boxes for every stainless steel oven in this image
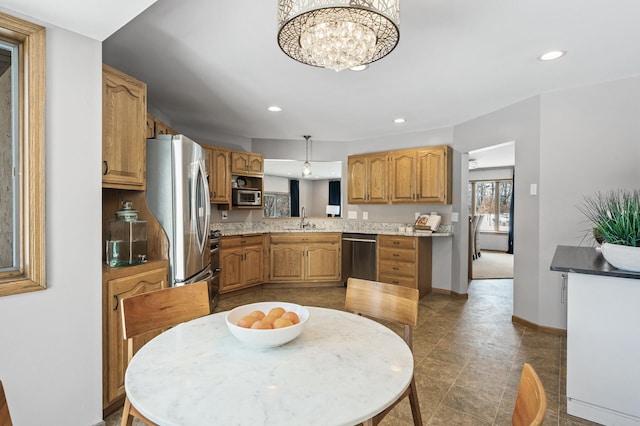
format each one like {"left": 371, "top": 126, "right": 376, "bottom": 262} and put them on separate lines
{"left": 209, "top": 230, "right": 222, "bottom": 310}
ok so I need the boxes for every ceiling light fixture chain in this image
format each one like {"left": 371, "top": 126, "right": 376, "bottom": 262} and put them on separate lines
{"left": 278, "top": 0, "right": 400, "bottom": 72}
{"left": 302, "top": 135, "right": 312, "bottom": 177}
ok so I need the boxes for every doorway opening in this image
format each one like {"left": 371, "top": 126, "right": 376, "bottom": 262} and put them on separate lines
{"left": 466, "top": 142, "right": 515, "bottom": 281}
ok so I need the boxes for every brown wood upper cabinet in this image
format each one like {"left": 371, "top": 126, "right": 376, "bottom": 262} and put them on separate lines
{"left": 102, "top": 64, "right": 147, "bottom": 190}
{"left": 349, "top": 145, "right": 452, "bottom": 205}
{"left": 390, "top": 146, "right": 452, "bottom": 204}
{"left": 204, "top": 146, "right": 231, "bottom": 204}
{"left": 146, "top": 113, "right": 177, "bottom": 139}
{"left": 231, "top": 151, "right": 264, "bottom": 176}
{"left": 347, "top": 153, "right": 389, "bottom": 204}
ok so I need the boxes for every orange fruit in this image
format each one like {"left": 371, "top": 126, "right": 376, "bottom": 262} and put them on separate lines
{"left": 273, "top": 317, "right": 294, "bottom": 329}
{"left": 262, "top": 314, "right": 278, "bottom": 326}
{"left": 281, "top": 311, "right": 300, "bottom": 324}
{"left": 268, "top": 307, "right": 286, "bottom": 317}
{"left": 248, "top": 310, "right": 266, "bottom": 319}
{"left": 250, "top": 319, "right": 272, "bottom": 329}
{"left": 237, "top": 315, "right": 259, "bottom": 328}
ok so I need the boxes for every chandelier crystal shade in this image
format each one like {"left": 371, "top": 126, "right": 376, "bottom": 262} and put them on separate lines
{"left": 278, "top": 0, "right": 400, "bottom": 72}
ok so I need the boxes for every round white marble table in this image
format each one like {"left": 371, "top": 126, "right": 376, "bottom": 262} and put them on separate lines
{"left": 125, "top": 306, "right": 414, "bottom": 426}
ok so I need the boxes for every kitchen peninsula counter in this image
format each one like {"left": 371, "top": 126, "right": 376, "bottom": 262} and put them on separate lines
{"left": 212, "top": 219, "right": 453, "bottom": 238}
{"left": 550, "top": 245, "right": 640, "bottom": 426}
{"left": 550, "top": 244, "right": 640, "bottom": 280}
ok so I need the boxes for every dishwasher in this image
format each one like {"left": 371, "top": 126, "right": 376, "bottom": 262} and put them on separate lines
{"left": 341, "top": 233, "right": 377, "bottom": 285}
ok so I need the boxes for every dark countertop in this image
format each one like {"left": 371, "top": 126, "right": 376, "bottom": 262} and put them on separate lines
{"left": 550, "top": 245, "right": 640, "bottom": 280}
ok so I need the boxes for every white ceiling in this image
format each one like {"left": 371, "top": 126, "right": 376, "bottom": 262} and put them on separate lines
{"left": 6, "top": 0, "right": 640, "bottom": 145}
{"left": 0, "top": 0, "right": 157, "bottom": 41}
{"left": 469, "top": 142, "right": 515, "bottom": 169}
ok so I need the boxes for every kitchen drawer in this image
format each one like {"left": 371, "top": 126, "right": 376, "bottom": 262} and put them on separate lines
{"left": 378, "top": 235, "right": 416, "bottom": 250}
{"left": 378, "top": 246, "right": 416, "bottom": 263}
{"left": 221, "top": 234, "right": 263, "bottom": 248}
{"left": 378, "top": 260, "right": 416, "bottom": 277}
{"left": 378, "top": 273, "right": 417, "bottom": 289}
{"left": 270, "top": 232, "right": 341, "bottom": 245}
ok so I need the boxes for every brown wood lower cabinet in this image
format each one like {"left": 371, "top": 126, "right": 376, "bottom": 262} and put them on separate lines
{"left": 102, "top": 260, "right": 168, "bottom": 415}
{"left": 377, "top": 235, "right": 432, "bottom": 297}
{"left": 270, "top": 233, "right": 341, "bottom": 283}
{"left": 220, "top": 235, "right": 265, "bottom": 293}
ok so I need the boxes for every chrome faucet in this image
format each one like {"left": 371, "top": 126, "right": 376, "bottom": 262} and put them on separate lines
{"left": 300, "top": 207, "right": 309, "bottom": 229}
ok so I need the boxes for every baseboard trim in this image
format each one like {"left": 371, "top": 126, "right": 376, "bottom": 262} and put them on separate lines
{"left": 432, "top": 288, "right": 469, "bottom": 299}
{"left": 511, "top": 315, "right": 567, "bottom": 336}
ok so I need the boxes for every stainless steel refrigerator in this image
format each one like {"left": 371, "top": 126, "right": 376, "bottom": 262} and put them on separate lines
{"left": 146, "top": 134, "right": 215, "bottom": 309}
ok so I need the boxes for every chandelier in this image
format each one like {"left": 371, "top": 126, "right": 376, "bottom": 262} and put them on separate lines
{"left": 278, "top": 0, "right": 400, "bottom": 72}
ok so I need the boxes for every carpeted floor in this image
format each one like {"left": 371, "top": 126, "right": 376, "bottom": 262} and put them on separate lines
{"left": 472, "top": 250, "right": 514, "bottom": 279}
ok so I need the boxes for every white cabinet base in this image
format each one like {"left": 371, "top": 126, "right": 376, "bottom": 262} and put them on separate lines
{"left": 567, "top": 272, "right": 640, "bottom": 425}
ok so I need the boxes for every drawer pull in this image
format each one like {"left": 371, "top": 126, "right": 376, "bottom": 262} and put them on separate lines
{"left": 393, "top": 253, "right": 400, "bottom": 257}
{"left": 393, "top": 267, "right": 400, "bottom": 271}
{"left": 392, "top": 281, "right": 399, "bottom": 284}
{"left": 393, "top": 241, "right": 400, "bottom": 245}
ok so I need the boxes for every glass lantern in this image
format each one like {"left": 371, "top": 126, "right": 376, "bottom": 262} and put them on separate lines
{"left": 106, "top": 200, "right": 148, "bottom": 267}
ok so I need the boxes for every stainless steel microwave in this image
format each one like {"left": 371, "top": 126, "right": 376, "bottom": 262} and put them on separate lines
{"left": 232, "top": 188, "right": 262, "bottom": 206}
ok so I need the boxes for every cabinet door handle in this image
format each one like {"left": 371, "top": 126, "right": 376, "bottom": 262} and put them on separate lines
{"left": 113, "top": 295, "right": 119, "bottom": 311}
{"left": 103, "top": 160, "right": 109, "bottom": 175}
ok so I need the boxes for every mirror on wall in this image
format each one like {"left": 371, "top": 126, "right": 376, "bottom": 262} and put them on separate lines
{"left": 264, "top": 160, "right": 342, "bottom": 218}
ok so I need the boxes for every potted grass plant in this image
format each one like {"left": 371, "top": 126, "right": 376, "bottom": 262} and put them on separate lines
{"left": 579, "top": 189, "right": 640, "bottom": 272}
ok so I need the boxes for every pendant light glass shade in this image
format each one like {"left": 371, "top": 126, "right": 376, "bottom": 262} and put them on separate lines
{"left": 278, "top": 0, "right": 400, "bottom": 72}
{"left": 302, "top": 135, "right": 312, "bottom": 177}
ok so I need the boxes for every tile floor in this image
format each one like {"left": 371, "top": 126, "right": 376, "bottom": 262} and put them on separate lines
{"left": 106, "top": 279, "right": 600, "bottom": 426}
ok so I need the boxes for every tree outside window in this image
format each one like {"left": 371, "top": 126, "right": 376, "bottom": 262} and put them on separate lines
{"left": 469, "top": 180, "right": 512, "bottom": 232}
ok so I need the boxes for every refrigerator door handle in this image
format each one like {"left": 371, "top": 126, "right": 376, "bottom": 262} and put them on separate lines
{"left": 191, "top": 159, "right": 209, "bottom": 254}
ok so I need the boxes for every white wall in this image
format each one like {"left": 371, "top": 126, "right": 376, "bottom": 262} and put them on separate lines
{"left": 538, "top": 76, "right": 640, "bottom": 328}
{"left": 0, "top": 10, "right": 103, "bottom": 426}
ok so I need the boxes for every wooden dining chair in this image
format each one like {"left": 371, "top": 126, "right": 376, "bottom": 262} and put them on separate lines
{"left": 1, "top": 380, "right": 13, "bottom": 426}
{"left": 512, "top": 363, "right": 547, "bottom": 426}
{"left": 345, "top": 278, "right": 422, "bottom": 426}
{"left": 120, "top": 281, "right": 211, "bottom": 426}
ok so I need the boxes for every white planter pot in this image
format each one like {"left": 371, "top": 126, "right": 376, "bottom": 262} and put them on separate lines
{"left": 601, "top": 242, "right": 640, "bottom": 272}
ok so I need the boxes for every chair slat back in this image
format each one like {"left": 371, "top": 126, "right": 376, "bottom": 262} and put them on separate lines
{"left": 121, "top": 281, "right": 210, "bottom": 340}
{"left": 0, "top": 380, "right": 13, "bottom": 426}
{"left": 345, "top": 278, "right": 419, "bottom": 328}
{"left": 512, "top": 363, "right": 547, "bottom": 426}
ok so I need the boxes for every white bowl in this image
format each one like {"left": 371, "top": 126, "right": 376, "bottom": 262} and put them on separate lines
{"left": 225, "top": 302, "right": 310, "bottom": 348}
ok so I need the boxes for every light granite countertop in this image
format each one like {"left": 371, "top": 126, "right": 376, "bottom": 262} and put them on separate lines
{"left": 211, "top": 219, "right": 453, "bottom": 238}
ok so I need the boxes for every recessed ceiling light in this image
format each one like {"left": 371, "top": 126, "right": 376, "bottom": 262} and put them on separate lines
{"left": 538, "top": 50, "right": 566, "bottom": 61}
{"left": 267, "top": 105, "right": 282, "bottom": 112}
{"left": 394, "top": 118, "right": 406, "bottom": 124}
{"left": 350, "top": 64, "right": 368, "bottom": 71}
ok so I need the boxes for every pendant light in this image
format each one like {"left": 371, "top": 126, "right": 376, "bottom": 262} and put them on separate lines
{"left": 302, "top": 135, "right": 312, "bottom": 177}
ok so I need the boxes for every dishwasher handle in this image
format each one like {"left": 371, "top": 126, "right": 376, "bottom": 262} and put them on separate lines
{"left": 342, "top": 237, "right": 377, "bottom": 243}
